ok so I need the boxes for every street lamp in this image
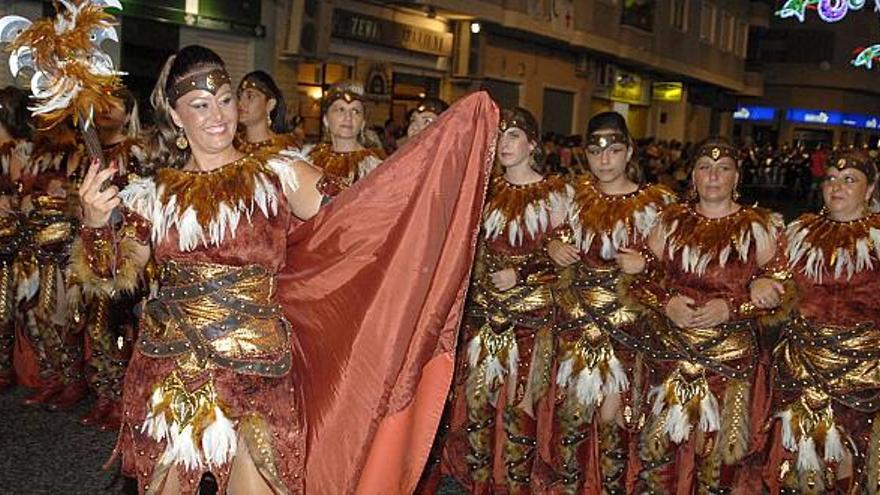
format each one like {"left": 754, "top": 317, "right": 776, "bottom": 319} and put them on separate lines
{"left": 470, "top": 21, "right": 481, "bottom": 34}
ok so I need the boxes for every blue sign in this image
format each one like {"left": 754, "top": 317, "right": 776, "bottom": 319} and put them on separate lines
{"left": 841, "top": 113, "right": 880, "bottom": 129}
{"left": 786, "top": 108, "right": 843, "bottom": 126}
{"left": 733, "top": 106, "right": 776, "bottom": 121}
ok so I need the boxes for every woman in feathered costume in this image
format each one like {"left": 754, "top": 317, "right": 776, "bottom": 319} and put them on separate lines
{"left": 544, "top": 112, "right": 676, "bottom": 493}
{"left": 0, "top": 86, "right": 31, "bottom": 393}
{"left": 764, "top": 150, "right": 880, "bottom": 494}
{"left": 303, "top": 80, "right": 384, "bottom": 198}
{"left": 439, "top": 107, "right": 569, "bottom": 494}
{"left": 235, "top": 71, "right": 300, "bottom": 157}
{"left": 627, "top": 137, "right": 793, "bottom": 493}
{"left": 76, "top": 87, "right": 149, "bottom": 429}
{"left": 75, "top": 44, "right": 497, "bottom": 494}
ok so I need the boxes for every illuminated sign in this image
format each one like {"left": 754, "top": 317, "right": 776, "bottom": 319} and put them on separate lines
{"left": 733, "top": 106, "right": 776, "bottom": 121}
{"left": 841, "top": 113, "right": 880, "bottom": 129}
{"left": 652, "top": 82, "right": 683, "bottom": 102}
{"left": 786, "top": 108, "right": 842, "bottom": 125}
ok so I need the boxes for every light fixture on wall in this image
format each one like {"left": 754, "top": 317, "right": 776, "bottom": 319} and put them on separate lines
{"left": 307, "top": 86, "right": 323, "bottom": 101}
{"left": 470, "top": 22, "right": 481, "bottom": 34}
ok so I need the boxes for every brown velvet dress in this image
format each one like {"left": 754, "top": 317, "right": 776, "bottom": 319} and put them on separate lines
{"left": 631, "top": 204, "right": 785, "bottom": 494}
{"left": 441, "top": 175, "right": 569, "bottom": 494}
{"left": 765, "top": 213, "right": 880, "bottom": 494}
{"left": 551, "top": 179, "right": 676, "bottom": 494}
{"left": 107, "top": 156, "right": 306, "bottom": 494}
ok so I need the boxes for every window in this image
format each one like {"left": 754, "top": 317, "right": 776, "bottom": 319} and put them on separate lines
{"left": 670, "top": 0, "right": 689, "bottom": 32}
{"left": 721, "top": 12, "right": 736, "bottom": 52}
{"left": 699, "top": 2, "right": 717, "bottom": 44}
{"left": 542, "top": 88, "right": 575, "bottom": 135}
{"left": 736, "top": 20, "right": 749, "bottom": 58}
{"left": 620, "top": 0, "right": 657, "bottom": 32}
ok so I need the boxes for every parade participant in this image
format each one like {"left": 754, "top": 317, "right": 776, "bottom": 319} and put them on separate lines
{"left": 0, "top": 86, "right": 31, "bottom": 393}
{"left": 544, "top": 111, "right": 676, "bottom": 493}
{"left": 14, "top": 121, "right": 81, "bottom": 397}
{"left": 306, "top": 80, "right": 384, "bottom": 197}
{"left": 235, "top": 70, "right": 299, "bottom": 156}
{"left": 406, "top": 97, "right": 449, "bottom": 138}
{"left": 75, "top": 45, "right": 497, "bottom": 494}
{"left": 440, "top": 107, "right": 569, "bottom": 493}
{"left": 628, "top": 137, "right": 792, "bottom": 493}
{"left": 76, "top": 88, "right": 148, "bottom": 429}
{"left": 765, "top": 150, "right": 880, "bottom": 493}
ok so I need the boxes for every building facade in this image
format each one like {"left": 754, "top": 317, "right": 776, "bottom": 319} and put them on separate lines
{"left": 0, "top": 0, "right": 776, "bottom": 144}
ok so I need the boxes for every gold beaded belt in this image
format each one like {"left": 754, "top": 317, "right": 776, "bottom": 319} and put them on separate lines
{"left": 138, "top": 260, "right": 290, "bottom": 377}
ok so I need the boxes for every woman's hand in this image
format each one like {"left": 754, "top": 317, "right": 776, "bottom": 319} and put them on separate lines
{"left": 490, "top": 268, "right": 518, "bottom": 291}
{"left": 690, "top": 298, "right": 731, "bottom": 328}
{"left": 78, "top": 160, "right": 119, "bottom": 229}
{"left": 665, "top": 295, "right": 696, "bottom": 328}
{"left": 546, "top": 240, "right": 579, "bottom": 267}
{"left": 616, "top": 247, "right": 647, "bottom": 275}
{"left": 750, "top": 277, "right": 785, "bottom": 309}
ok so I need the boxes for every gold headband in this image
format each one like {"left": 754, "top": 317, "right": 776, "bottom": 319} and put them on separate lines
{"left": 414, "top": 99, "right": 448, "bottom": 116}
{"left": 238, "top": 77, "right": 273, "bottom": 99}
{"left": 322, "top": 87, "right": 364, "bottom": 112}
{"left": 499, "top": 117, "right": 538, "bottom": 142}
{"left": 695, "top": 144, "right": 738, "bottom": 163}
{"left": 587, "top": 132, "right": 628, "bottom": 150}
{"left": 167, "top": 68, "right": 232, "bottom": 105}
{"left": 832, "top": 156, "right": 878, "bottom": 182}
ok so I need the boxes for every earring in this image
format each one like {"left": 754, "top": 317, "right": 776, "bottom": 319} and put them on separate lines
{"left": 687, "top": 182, "right": 698, "bottom": 202}
{"left": 175, "top": 127, "right": 189, "bottom": 150}
{"left": 732, "top": 188, "right": 740, "bottom": 201}
{"left": 266, "top": 113, "right": 272, "bottom": 128}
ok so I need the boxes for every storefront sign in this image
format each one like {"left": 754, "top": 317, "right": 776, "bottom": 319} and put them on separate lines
{"left": 841, "top": 113, "right": 880, "bottom": 129}
{"left": 786, "top": 108, "right": 842, "bottom": 126}
{"left": 733, "top": 106, "right": 776, "bottom": 121}
{"left": 652, "top": 82, "right": 683, "bottom": 102}
{"left": 332, "top": 9, "right": 453, "bottom": 57}
{"left": 609, "top": 71, "right": 648, "bottom": 105}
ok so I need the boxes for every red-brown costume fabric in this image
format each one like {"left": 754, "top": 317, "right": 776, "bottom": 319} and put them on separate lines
{"left": 764, "top": 213, "right": 880, "bottom": 493}
{"left": 278, "top": 91, "right": 498, "bottom": 494}
{"left": 635, "top": 205, "right": 779, "bottom": 494}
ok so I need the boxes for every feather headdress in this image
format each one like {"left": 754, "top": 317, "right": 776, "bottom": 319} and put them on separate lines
{"left": 0, "top": 0, "right": 124, "bottom": 130}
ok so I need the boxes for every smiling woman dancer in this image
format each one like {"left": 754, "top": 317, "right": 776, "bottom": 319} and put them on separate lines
{"left": 73, "top": 45, "right": 498, "bottom": 494}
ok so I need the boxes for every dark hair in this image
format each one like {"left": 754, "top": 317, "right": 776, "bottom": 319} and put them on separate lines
{"left": 500, "top": 106, "right": 543, "bottom": 166}
{"left": 586, "top": 111, "right": 641, "bottom": 184}
{"left": 239, "top": 70, "right": 289, "bottom": 134}
{"left": 0, "top": 86, "right": 31, "bottom": 140}
{"left": 150, "top": 45, "right": 227, "bottom": 168}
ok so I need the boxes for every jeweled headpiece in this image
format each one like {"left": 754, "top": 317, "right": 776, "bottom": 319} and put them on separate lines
{"left": 586, "top": 132, "right": 628, "bottom": 151}
{"left": 413, "top": 97, "right": 449, "bottom": 116}
{"left": 695, "top": 142, "right": 738, "bottom": 163}
{"left": 831, "top": 154, "right": 878, "bottom": 183}
{"left": 499, "top": 108, "right": 539, "bottom": 143}
{"left": 238, "top": 76, "right": 273, "bottom": 99}
{"left": 167, "top": 68, "right": 232, "bottom": 105}
{"left": 322, "top": 83, "right": 365, "bottom": 113}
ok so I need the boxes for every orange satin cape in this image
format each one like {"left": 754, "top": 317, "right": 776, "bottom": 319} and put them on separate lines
{"left": 277, "top": 92, "right": 499, "bottom": 494}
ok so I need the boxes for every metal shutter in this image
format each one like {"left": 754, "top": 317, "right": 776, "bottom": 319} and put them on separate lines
{"left": 179, "top": 27, "right": 254, "bottom": 87}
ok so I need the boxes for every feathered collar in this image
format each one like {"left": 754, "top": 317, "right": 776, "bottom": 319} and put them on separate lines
{"left": 569, "top": 179, "right": 676, "bottom": 259}
{"left": 787, "top": 213, "right": 880, "bottom": 282}
{"left": 307, "top": 142, "right": 384, "bottom": 182}
{"left": 30, "top": 128, "right": 79, "bottom": 174}
{"left": 119, "top": 151, "right": 302, "bottom": 252}
{"left": 659, "top": 203, "right": 781, "bottom": 275}
{"left": 237, "top": 133, "right": 301, "bottom": 156}
{"left": 483, "top": 175, "right": 571, "bottom": 247}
